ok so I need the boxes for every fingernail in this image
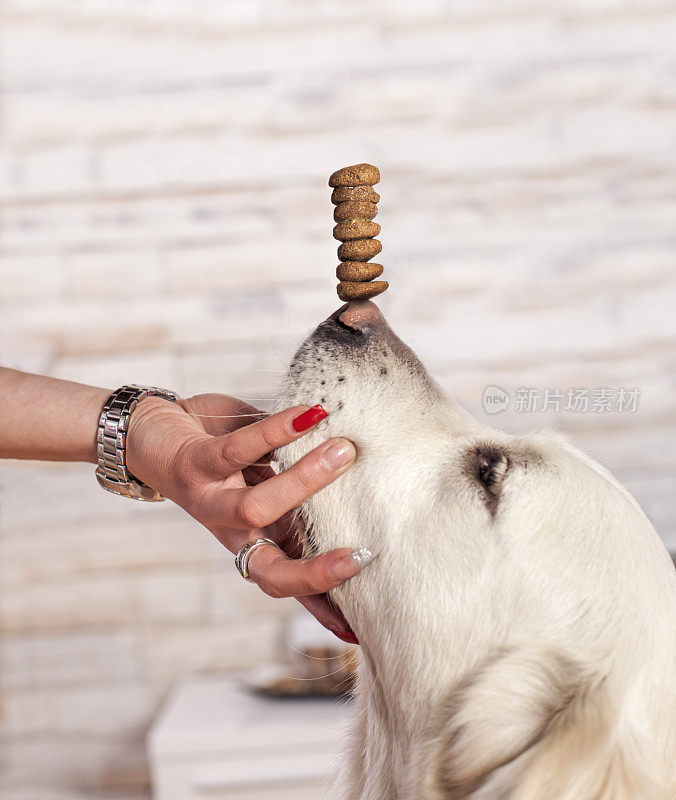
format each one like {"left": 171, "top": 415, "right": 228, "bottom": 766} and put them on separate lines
{"left": 292, "top": 404, "right": 327, "bottom": 432}
{"left": 329, "top": 626, "right": 359, "bottom": 645}
{"left": 321, "top": 438, "right": 356, "bottom": 471}
{"left": 349, "top": 546, "right": 376, "bottom": 567}
{"left": 329, "top": 546, "right": 376, "bottom": 581}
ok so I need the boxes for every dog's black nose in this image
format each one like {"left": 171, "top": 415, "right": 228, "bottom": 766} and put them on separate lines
{"left": 337, "top": 300, "right": 383, "bottom": 333}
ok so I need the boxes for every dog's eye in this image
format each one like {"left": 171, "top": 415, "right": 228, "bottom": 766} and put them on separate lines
{"left": 467, "top": 446, "right": 510, "bottom": 514}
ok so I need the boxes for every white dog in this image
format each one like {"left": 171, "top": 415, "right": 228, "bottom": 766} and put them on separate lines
{"left": 276, "top": 301, "right": 676, "bottom": 800}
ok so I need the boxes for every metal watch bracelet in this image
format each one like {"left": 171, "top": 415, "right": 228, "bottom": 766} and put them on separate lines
{"left": 95, "top": 384, "right": 178, "bottom": 502}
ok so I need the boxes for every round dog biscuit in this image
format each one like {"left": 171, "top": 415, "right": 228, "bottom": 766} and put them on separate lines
{"left": 331, "top": 186, "right": 380, "bottom": 205}
{"left": 333, "top": 201, "right": 378, "bottom": 222}
{"left": 329, "top": 163, "right": 380, "bottom": 188}
{"left": 336, "top": 262, "right": 383, "bottom": 281}
{"left": 333, "top": 220, "right": 381, "bottom": 242}
{"left": 337, "top": 281, "right": 389, "bottom": 301}
{"left": 337, "top": 238, "right": 382, "bottom": 261}
{"left": 329, "top": 163, "right": 387, "bottom": 301}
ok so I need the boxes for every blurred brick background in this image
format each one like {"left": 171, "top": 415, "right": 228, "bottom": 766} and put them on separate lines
{"left": 1, "top": 1, "right": 675, "bottom": 798}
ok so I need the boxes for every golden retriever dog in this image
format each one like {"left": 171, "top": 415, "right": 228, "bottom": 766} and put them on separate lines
{"left": 276, "top": 301, "right": 676, "bottom": 800}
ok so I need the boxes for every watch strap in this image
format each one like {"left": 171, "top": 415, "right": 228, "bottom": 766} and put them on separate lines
{"left": 95, "top": 384, "right": 178, "bottom": 502}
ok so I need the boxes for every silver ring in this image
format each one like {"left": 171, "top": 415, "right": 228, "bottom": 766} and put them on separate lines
{"left": 235, "top": 537, "right": 280, "bottom": 582}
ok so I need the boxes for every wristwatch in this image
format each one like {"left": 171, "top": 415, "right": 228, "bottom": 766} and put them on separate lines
{"left": 95, "top": 384, "right": 178, "bottom": 501}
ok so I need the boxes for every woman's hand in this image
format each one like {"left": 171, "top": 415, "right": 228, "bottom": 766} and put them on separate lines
{"left": 125, "top": 393, "right": 362, "bottom": 641}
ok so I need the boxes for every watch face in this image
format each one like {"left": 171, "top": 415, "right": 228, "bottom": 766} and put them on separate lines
{"left": 129, "top": 479, "right": 164, "bottom": 502}
{"left": 95, "top": 470, "right": 164, "bottom": 502}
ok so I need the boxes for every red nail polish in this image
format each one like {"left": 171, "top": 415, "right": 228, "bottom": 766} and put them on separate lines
{"left": 330, "top": 627, "right": 359, "bottom": 645}
{"left": 292, "top": 404, "right": 328, "bottom": 432}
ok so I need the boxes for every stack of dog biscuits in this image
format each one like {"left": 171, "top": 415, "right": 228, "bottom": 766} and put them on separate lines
{"left": 329, "top": 163, "right": 389, "bottom": 302}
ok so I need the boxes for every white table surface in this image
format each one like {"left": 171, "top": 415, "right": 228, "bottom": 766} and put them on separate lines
{"left": 148, "top": 675, "right": 355, "bottom": 800}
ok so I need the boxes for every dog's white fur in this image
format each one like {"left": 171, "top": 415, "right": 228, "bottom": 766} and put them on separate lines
{"left": 277, "top": 304, "right": 676, "bottom": 800}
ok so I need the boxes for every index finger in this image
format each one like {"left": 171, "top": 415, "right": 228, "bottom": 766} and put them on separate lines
{"left": 247, "top": 542, "right": 373, "bottom": 599}
{"left": 202, "top": 404, "right": 327, "bottom": 476}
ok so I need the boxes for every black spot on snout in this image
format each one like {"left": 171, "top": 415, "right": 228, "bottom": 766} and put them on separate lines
{"left": 465, "top": 445, "right": 510, "bottom": 516}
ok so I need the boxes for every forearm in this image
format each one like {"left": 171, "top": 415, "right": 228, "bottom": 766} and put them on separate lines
{"left": 0, "top": 368, "right": 110, "bottom": 463}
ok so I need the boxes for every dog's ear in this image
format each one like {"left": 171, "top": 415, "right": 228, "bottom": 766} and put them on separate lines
{"left": 466, "top": 445, "right": 510, "bottom": 514}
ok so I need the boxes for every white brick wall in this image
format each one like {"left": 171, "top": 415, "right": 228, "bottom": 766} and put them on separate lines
{"left": 1, "top": 2, "right": 675, "bottom": 798}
